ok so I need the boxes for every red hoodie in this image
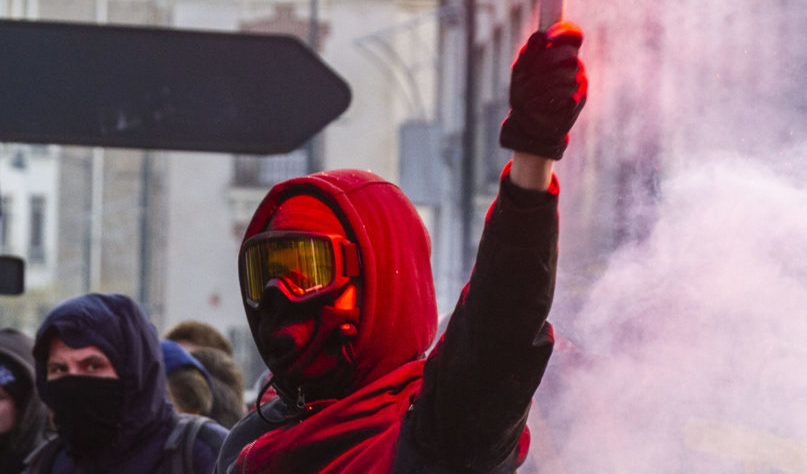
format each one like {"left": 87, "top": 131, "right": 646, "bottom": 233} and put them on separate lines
{"left": 219, "top": 165, "right": 558, "bottom": 473}
{"left": 235, "top": 169, "right": 437, "bottom": 472}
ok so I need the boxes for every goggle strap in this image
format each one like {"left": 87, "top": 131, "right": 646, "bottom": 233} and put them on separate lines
{"left": 340, "top": 242, "right": 360, "bottom": 277}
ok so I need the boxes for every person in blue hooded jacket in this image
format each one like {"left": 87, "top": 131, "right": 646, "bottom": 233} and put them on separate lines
{"left": 24, "top": 293, "right": 228, "bottom": 474}
{"left": 161, "top": 339, "right": 215, "bottom": 417}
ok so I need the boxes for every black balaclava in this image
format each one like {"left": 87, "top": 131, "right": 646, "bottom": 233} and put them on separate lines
{"left": 44, "top": 374, "right": 125, "bottom": 456}
{"left": 250, "top": 194, "right": 360, "bottom": 407}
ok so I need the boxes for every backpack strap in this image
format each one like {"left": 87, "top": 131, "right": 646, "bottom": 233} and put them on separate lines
{"left": 22, "top": 436, "right": 64, "bottom": 474}
{"left": 196, "top": 416, "right": 227, "bottom": 452}
{"left": 183, "top": 415, "right": 209, "bottom": 473}
{"left": 164, "top": 413, "right": 218, "bottom": 474}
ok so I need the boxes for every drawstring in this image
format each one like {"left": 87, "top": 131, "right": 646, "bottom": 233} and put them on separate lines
{"left": 256, "top": 376, "right": 334, "bottom": 425}
{"left": 255, "top": 374, "right": 310, "bottom": 424}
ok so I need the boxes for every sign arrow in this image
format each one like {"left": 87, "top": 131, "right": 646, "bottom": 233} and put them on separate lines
{"left": 0, "top": 19, "right": 351, "bottom": 155}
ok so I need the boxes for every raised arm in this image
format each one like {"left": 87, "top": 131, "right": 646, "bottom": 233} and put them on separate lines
{"left": 396, "top": 21, "right": 587, "bottom": 472}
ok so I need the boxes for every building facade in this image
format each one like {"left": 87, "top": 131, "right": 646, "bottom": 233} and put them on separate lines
{"left": 0, "top": 0, "right": 443, "bottom": 383}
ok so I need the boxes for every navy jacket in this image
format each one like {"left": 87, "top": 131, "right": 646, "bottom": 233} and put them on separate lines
{"left": 28, "top": 293, "right": 227, "bottom": 474}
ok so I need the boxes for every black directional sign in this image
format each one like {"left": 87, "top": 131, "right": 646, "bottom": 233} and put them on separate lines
{"left": 0, "top": 19, "right": 351, "bottom": 154}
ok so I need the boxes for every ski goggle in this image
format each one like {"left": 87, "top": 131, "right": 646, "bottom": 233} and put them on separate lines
{"left": 240, "top": 231, "right": 360, "bottom": 306}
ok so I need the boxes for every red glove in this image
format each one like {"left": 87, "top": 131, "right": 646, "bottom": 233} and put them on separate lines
{"left": 499, "top": 21, "right": 588, "bottom": 160}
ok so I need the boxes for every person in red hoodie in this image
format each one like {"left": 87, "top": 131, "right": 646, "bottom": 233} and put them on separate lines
{"left": 215, "top": 21, "right": 587, "bottom": 473}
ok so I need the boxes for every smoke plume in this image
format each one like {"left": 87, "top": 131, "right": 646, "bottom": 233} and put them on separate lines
{"left": 529, "top": 154, "right": 807, "bottom": 472}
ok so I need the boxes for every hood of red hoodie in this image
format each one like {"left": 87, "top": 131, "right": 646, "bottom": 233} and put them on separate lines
{"left": 240, "top": 169, "right": 438, "bottom": 392}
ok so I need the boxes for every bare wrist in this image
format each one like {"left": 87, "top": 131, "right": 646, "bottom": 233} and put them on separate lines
{"left": 510, "top": 151, "right": 554, "bottom": 191}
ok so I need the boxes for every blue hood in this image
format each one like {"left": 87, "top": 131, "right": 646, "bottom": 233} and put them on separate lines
{"left": 160, "top": 339, "right": 212, "bottom": 386}
{"left": 33, "top": 293, "right": 174, "bottom": 458}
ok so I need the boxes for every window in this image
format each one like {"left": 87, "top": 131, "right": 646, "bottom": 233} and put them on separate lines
{"left": 29, "top": 195, "right": 45, "bottom": 263}
{"left": 233, "top": 150, "right": 307, "bottom": 188}
{"left": 30, "top": 145, "right": 49, "bottom": 155}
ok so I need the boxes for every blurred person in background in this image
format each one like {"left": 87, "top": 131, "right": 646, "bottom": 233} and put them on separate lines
{"left": 164, "top": 320, "right": 233, "bottom": 356}
{"left": 161, "top": 340, "right": 214, "bottom": 416}
{"left": 190, "top": 347, "right": 247, "bottom": 429}
{"left": 165, "top": 320, "right": 249, "bottom": 427}
{"left": 0, "top": 328, "right": 49, "bottom": 473}
{"left": 215, "top": 21, "right": 587, "bottom": 473}
{"left": 24, "top": 293, "right": 228, "bottom": 474}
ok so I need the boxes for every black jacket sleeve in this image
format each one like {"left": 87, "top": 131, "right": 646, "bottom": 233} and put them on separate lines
{"left": 399, "top": 168, "right": 558, "bottom": 472}
{"left": 214, "top": 400, "right": 287, "bottom": 474}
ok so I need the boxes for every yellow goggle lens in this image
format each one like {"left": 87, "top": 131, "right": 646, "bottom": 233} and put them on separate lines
{"left": 243, "top": 236, "right": 334, "bottom": 302}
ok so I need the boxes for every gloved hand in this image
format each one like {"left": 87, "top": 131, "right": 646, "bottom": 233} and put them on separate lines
{"left": 499, "top": 21, "right": 588, "bottom": 160}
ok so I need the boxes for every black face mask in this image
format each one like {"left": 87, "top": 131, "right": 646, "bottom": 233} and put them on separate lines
{"left": 254, "top": 286, "right": 360, "bottom": 406}
{"left": 45, "top": 375, "right": 124, "bottom": 457}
